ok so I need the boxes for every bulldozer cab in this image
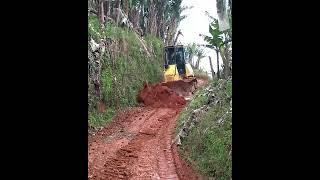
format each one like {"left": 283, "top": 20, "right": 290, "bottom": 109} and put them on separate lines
{"left": 164, "top": 45, "right": 187, "bottom": 76}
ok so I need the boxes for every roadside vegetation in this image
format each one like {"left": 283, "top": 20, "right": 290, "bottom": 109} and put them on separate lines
{"left": 176, "top": 78, "right": 232, "bottom": 179}
{"left": 88, "top": 16, "right": 163, "bottom": 127}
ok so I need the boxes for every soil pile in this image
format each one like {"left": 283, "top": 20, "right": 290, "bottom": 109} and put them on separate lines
{"left": 138, "top": 82, "right": 186, "bottom": 108}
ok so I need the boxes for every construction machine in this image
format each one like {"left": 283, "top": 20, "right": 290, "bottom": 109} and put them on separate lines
{"left": 161, "top": 30, "right": 198, "bottom": 97}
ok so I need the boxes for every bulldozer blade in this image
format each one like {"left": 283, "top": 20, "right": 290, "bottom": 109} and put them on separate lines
{"left": 161, "top": 78, "right": 198, "bottom": 98}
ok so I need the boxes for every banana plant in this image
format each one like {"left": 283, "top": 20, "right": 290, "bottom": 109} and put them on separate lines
{"left": 201, "top": 17, "right": 232, "bottom": 79}
{"left": 200, "top": 19, "right": 223, "bottom": 78}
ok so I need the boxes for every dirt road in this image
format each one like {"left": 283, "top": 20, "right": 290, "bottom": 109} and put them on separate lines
{"left": 88, "top": 80, "right": 206, "bottom": 180}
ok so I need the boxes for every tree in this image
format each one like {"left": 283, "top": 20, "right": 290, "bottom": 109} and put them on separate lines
{"left": 196, "top": 48, "right": 206, "bottom": 69}
{"left": 200, "top": 19, "right": 223, "bottom": 79}
{"left": 216, "top": 0, "right": 232, "bottom": 77}
{"left": 99, "top": 0, "right": 105, "bottom": 26}
{"left": 208, "top": 56, "right": 215, "bottom": 79}
{"left": 216, "top": 48, "right": 220, "bottom": 79}
{"left": 163, "top": 0, "right": 192, "bottom": 45}
{"left": 89, "top": 0, "right": 190, "bottom": 46}
{"left": 186, "top": 43, "right": 206, "bottom": 69}
{"left": 203, "top": 1, "right": 232, "bottom": 79}
{"left": 186, "top": 43, "right": 198, "bottom": 67}
{"left": 200, "top": 16, "right": 232, "bottom": 79}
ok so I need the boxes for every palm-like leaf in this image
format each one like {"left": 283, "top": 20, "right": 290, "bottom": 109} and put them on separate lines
{"left": 203, "top": 20, "right": 223, "bottom": 50}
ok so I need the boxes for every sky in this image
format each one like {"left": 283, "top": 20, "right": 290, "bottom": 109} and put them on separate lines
{"left": 177, "top": 0, "right": 223, "bottom": 76}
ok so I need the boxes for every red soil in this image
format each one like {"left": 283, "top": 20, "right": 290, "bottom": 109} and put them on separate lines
{"left": 137, "top": 83, "right": 187, "bottom": 108}
{"left": 88, "top": 80, "right": 207, "bottom": 180}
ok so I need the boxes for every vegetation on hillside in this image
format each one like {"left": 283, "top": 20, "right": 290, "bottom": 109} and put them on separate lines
{"left": 176, "top": 79, "right": 232, "bottom": 179}
{"left": 88, "top": 0, "right": 192, "bottom": 128}
{"left": 88, "top": 16, "right": 163, "bottom": 128}
{"left": 175, "top": 1, "right": 232, "bottom": 179}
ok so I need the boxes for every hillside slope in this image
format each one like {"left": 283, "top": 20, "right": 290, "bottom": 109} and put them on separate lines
{"left": 176, "top": 78, "right": 232, "bottom": 179}
{"left": 88, "top": 16, "right": 164, "bottom": 128}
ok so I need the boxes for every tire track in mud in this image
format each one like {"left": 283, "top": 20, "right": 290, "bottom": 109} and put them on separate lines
{"left": 88, "top": 107, "right": 198, "bottom": 180}
{"left": 88, "top": 108, "right": 158, "bottom": 179}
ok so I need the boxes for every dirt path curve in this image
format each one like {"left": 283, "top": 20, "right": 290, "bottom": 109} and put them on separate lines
{"left": 89, "top": 79, "right": 206, "bottom": 180}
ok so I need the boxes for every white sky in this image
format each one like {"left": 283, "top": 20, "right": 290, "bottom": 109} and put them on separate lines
{"left": 177, "top": 0, "right": 223, "bottom": 76}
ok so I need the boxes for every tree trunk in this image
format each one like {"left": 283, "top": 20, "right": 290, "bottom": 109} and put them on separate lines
{"left": 216, "top": 50, "right": 220, "bottom": 79}
{"left": 115, "top": 0, "right": 120, "bottom": 8}
{"left": 166, "top": 19, "right": 178, "bottom": 45}
{"left": 173, "top": 30, "right": 181, "bottom": 46}
{"left": 98, "top": 0, "right": 105, "bottom": 26}
{"left": 156, "top": 4, "right": 164, "bottom": 39}
{"left": 130, "top": 8, "right": 139, "bottom": 29}
{"left": 156, "top": 14, "right": 163, "bottom": 38}
{"left": 106, "top": 0, "right": 111, "bottom": 18}
{"left": 209, "top": 56, "right": 215, "bottom": 79}
{"left": 139, "top": 4, "right": 145, "bottom": 34}
{"left": 123, "top": 0, "right": 129, "bottom": 16}
{"left": 146, "top": 0, "right": 157, "bottom": 36}
{"left": 220, "top": 46, "right": 230, "bottom": 79}
{"left": 196, "top": 57, "right": 201, "bottom": 69}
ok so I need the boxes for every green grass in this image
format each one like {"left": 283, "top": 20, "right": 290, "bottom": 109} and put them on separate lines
{"left": 88, "top": 16, "right": 164, "bottom": 128}
{"left": 88, "top": 108, "right": 115, "bottom": 128}
{"left": 177, "top": 79, "right": 232, "bottom": 180}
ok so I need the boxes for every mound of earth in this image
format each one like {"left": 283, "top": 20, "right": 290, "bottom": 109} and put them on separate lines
{"left": 137, "top": 82, "right": 186, "bottom": 108}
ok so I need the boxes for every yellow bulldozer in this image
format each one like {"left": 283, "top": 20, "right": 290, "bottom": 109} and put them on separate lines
{"left": 161, "top": 44, "right": 198, "bottom": 97}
